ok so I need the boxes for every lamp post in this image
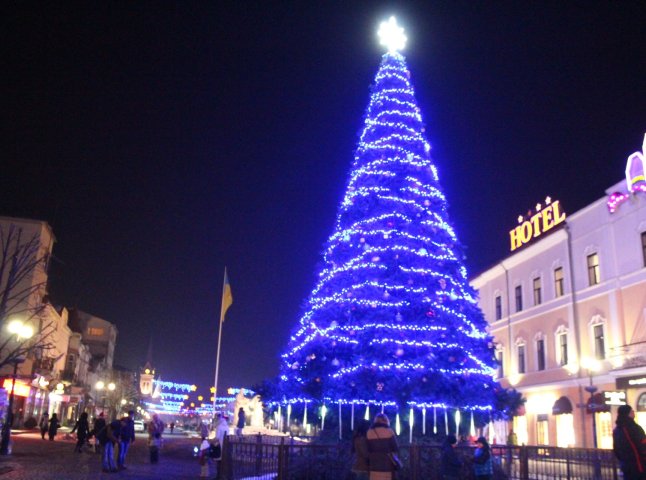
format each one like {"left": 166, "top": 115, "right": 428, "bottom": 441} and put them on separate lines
{"left": 96, "top": 381, "right": 115, "bottom": 418}
{"left": 0, "top": 319, "right": 34, "bottom": 455}
{"left": 581, "top": 358, "right": 601, "bottom": 449}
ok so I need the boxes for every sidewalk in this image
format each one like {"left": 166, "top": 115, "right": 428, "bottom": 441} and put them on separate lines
{"left": 0, "top": 430, "right": 209, "bottom": 479}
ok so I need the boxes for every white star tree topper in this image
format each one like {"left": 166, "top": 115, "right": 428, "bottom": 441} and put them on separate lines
{"left": 378, "top": 16, "right": 407, "bottom": 53}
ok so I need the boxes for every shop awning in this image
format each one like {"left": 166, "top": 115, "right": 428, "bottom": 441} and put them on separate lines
{"left": 552, "top": 396, "right": 573, "bottom": 415}
{"left": 586, "top": 392, "right": 611, "bottom": 414}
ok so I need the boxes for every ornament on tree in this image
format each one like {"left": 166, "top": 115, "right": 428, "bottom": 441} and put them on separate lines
{"left": 376, "top": 382, "right": 384, "bottom": 392}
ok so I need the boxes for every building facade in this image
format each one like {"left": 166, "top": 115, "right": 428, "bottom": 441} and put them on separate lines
{"left": 472, "top": 137, "right": 646, "bottom": 448}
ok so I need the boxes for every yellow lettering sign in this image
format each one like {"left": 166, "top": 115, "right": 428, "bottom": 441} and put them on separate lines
{"left": 510, "top": 200, "right": 566, "bottom": 251}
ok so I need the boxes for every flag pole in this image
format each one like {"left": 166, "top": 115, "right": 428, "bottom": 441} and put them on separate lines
{"left": 212, "top": 267, "right": 228, "bottom": 418}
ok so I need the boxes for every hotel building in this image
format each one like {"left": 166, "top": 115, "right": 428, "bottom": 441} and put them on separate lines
{"left": 471, "top": 135, "right": 646, "bottom": 448}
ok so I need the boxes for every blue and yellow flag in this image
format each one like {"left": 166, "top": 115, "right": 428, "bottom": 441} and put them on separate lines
{"left": 220, "top": 268, "right": 233, "bottom": 323}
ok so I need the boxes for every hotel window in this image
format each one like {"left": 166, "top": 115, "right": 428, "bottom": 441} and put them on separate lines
{"left": 594, "top": 323, "right": 606, "bottom": 360}
{"left": 587, "top": 253, "right": 600, "bottom": 286}
{"left": 536, "top": 338, "right": 546, "bottom": 371}
{"left": 533, "top": 277, "right": 542, "bottom": 305}
{"left": 496, "top": 348, "right": 504, "bottom": 378}
{"left": 597, "top": 412, "right": 613, "bottom": 449}
{"left": 558, "top": 332, "right": 568, "bottom": 366}
{"left": 556, "top": 413, "right": 575, "bottom": 447}
{"left": 495, "top": 295, "right": 502, "bottom": 320}
{"left": 518, "top": 344, "right": 526, "bottom": 374}
{"left": 642, "top": 232, "right": 646, "bottom": 267}
{"left": 554, "top": 267, "right": 564, "bottom": 297}
{"left": 515, "top": 285, "right": 523, "bottom": 312}
{"left": 536, "top": 414, "right": 549, "bottom": 445}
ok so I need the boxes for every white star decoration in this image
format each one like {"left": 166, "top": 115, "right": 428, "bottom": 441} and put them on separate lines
{"left": 378, "top": 16, "right": 407, "bottom": 53}
{"left": 517, "top": 215, "right": 524, "bottom": 224}
{"left": 545, "top": 196, "right": 552, "bottom": 205}
{"left": 536, "top": 203, "right": 542, "bottom": 212}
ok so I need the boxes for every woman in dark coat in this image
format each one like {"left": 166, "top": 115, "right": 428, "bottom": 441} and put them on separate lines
{"left": 366, "top": 413, "right": 399, "bottom": 480}
{"left": 71, "top": 412, "right": 90, "bottom": 452}
{"left": 440, "top": 434, "right": 462, "bottom": 480}
{"left": 47, "top": 413, "right": 60, "bottom": 441}
{"left": 613, "top": 404, "right": 646, "bottom": 480}
{"left": 351, "top": 419, "right": 371, "bottom": 480}
{"left": 473, "top": 436, "right": 493, "bottom": 480}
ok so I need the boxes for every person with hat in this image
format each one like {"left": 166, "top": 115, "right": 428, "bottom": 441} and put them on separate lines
{"left": 440, "top": 434, "right": 462, "bottom": 480}
{"left": 613, "top": 404, "right": 646, "bottom": 480}
{"left": 473, "top": 436, "right": 493, "bottom": 480}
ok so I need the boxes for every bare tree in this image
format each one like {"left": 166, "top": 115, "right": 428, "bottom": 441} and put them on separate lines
{"left": 0, "top": 222, "right": 57, "bottom": 371}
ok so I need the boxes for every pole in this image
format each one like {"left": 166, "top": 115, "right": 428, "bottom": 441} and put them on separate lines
{"left": 212, "top": 268, "right": 228, "bottom": 417}
{"left": 0, "top": 360, "right": 19, "bottom": 455}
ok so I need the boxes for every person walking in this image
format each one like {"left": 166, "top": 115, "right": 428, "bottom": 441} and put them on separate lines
{"left": 235, "top": 408, "right": 245, "bottom": 436}
{"left": 39, "top": 412, "right": 49, "bottom": 440}
{"left": 351, "top": 419, "right": 370, "bottom": 480}
{"left": 199, "top": 420, "right": 209, "bottom": 439}
{"left": 473, "top": 436, "right": 493, "bottom": 480}
{"left": 170, "top": 421, "right": 175, "bottom": 435}
{"left": 93, "top": 412, "right": 106, "bottom": 454}
{"left": 117, "top": 411, "right": 135, "bottom": 470}
{"left": 215, "top": 414, "right": 229, "bottom": 480}
{"left": 148, "top": 413, "right": 164, "bottom": 464}
{"left": 199, "top": 435, "right": 211, "bottom": 478}
{"left": 47, "top": 413, "right": 60, "bottom": 441}
{"left": 613, "top": 404, "right": 646, "bottom": 480}
{"left": 366, "top": 413, "right": 399, "bottom": 480}
{"left": 440, "top": 434, "right": 462, "bottom": 480}
{"left": 71, "top": 412, "right": 90, "bottom": 453}
{"left": 102, "top": 417, "right": 120, "bottom": 473}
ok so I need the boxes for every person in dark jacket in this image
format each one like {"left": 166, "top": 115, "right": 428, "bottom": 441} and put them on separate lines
{"left": 93, "top": 413, "right": 106, "bottom": 453}
{"left": 47, "top": 413, "right": 60, "bottom": 441}
{"left": 102, "top": 418, "right": 121, "bottom": 472}
{"left": 613, "top": 404, "right": 646, "bottom": 480}
{"left": 118, "top": 411, "right": 136, "bottom": 470}
{"left": 235, "top": 408, "right": 246, "bottom": 436}
{"left": 366, "top": 413, "right": 399, "bottom": 480}
{"left": 71, "top": 412, "right": 90, "bottom": 452}
{"left": 39, "top": 412, "right": 49, "bottom": 440}
{"left": 473, "top": 436, "right": 493, "bottom": 480}
{"left": 440, "top": 434, "right": 462, "bottom": 480}
{"left": 351, "top": 419, "right": 371, "bottom": 480}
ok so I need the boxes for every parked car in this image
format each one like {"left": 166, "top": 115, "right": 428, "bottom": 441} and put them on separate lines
{"left": 134, "top": 420, "right": 145, "bottom": 432}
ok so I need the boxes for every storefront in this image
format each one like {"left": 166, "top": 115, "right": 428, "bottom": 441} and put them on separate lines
{"left": 616, "top": 374, "right": 646, "bottom": 432}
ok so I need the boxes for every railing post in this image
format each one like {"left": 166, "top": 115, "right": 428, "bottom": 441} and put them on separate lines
{"left": 255, "top": 433, "right": 263, "bottom": 475}
{"left": 409, "top": 444, "right": 420, "bottom": 480}
{"left": 221, "top": 435, "right": 231, "bottom": 480}
{"left": 519, "top": 446, "right": 529, "bottom": 480}
{"left": 277, "top": 437, "right": 286, "bottom": 480}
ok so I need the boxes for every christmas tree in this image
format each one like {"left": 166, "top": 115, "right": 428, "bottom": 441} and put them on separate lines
{"left": 280, "top": 17, "right": 499, "bottom": 420}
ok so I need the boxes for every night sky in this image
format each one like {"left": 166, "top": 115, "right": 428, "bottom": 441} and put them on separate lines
{"left": 4, "top": 2, "right": 645, "bottom": 397}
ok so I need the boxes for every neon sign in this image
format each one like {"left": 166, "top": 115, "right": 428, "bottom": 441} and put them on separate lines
{"left": 2, "top": 379, "right": 31, "bottom": 398}
{"left": 509, "top": 197, "right": 566, "bottom": 251}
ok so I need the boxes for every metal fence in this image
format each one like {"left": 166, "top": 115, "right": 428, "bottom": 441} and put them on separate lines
{"left": 220, "top": 435, "right": 621, "bottom": 480}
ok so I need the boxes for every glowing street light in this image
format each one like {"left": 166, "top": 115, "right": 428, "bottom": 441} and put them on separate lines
{"left": 1, "top": 319, "right": 34, "bottom": 455}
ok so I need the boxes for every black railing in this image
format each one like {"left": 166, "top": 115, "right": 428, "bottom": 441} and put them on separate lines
{"left": 221, "top": 435, "right": 620, "bottom": 480}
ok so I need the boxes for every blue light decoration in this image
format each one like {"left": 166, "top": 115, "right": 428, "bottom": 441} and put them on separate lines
{"left": 277, "top": 17, "right": 500, "bottom": 424}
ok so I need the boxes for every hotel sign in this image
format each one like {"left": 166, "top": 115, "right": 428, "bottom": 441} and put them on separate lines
{"left": 509, "top": 197, "right": 566, "bottom": 251}
{"left": 604, "top": 390, "right": 627, "bottom": 406}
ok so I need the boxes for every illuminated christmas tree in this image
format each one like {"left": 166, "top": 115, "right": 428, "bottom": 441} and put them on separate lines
{"left": 280, "top": 18, "right": 499, "bottom": 423}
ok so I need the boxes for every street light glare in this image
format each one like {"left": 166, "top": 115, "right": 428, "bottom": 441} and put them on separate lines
{"left": 96, "top": 381, "right": 105, "bottom": 390}
{"left": 6, "top": 319, "right": 33, "bottom": 339}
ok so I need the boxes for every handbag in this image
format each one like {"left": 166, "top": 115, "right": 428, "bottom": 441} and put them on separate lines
{"left": 388, "top": 452, "right": 403, "bottom": 470}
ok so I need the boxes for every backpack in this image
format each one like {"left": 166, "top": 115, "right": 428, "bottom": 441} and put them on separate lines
{"left": 208, "top": 441, "right": 221, "bottom": 459}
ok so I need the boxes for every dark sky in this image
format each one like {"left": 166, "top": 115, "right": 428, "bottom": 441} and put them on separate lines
{"left": 4, "top": 2, "right": 645, "bottom": 398}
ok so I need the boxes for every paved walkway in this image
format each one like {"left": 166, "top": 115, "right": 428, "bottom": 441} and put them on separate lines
{"left": 0, "top": 429, "right": 212, "bottom": 479}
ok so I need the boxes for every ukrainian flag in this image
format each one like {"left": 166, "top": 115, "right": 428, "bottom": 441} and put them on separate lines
{"left": 220, "top": 268, "right": 233, "bottom": 323}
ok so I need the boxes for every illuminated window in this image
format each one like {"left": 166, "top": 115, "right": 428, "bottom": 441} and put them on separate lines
{"left": 587, "top": 253, "right": 600, "bottom": 286}
{"left": 533, "top": 277, "right": 542, "bottom": 305}
{"left": 515, "top": 285, "right": 523, "bottom": 312}
{"left": 558, "top": 332, "right": 568, "bottom": 366}
{"left": 554, "top": 267, "right": 564, "bottom": 297}
{"left": 536, "top": 414, "right": 549, "bottom": 445}
{"left": 597, "top": 412, "right": 613, "bottom": 449}
{"left": 513, "top": 415, "right": 528, "bottom": 446}
{"left": 636, "top": 393, "right": 646, "bottom": 432}
{"left": 536, "top": 338, "right": 546, "bottom": 371}
{"left": 642, "top": 232, "right": 646, "bottom": 267}
{"left": 495, "top": 295, "right": 502, "bottom": 320}
{"left": 594, "top": 324, "right": 606, "bottom": 360}
{"left": 556, "top": 414, "right": 575, "bottom": 447}
{"left": 88, "top": 327, "right": 104, "bottom": 336}
{"left": 518, "top": 344, "right": 526, "bottom": 374}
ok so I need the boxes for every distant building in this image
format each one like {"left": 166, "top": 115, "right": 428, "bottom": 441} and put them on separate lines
{"left": 472, "top": 136, "right": 646, "bottom": 448}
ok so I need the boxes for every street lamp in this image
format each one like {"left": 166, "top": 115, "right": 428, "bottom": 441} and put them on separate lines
{"left": 581, "top": 358, "right": 601, "bottom": 448}
{"left": 96, "top": 381, "right": 115, "bottom": 417}
{"left": 0, "top": 319, "right": 34, "bottom": 455}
